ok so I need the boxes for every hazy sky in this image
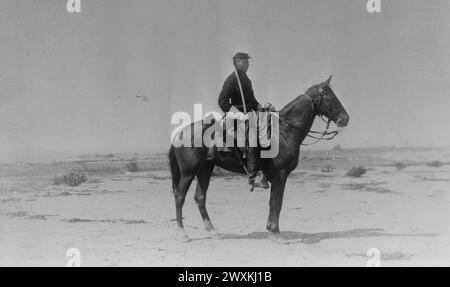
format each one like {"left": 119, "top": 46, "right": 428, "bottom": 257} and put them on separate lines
{"left": 0, "top": 0, "right": 449, "bottom": 161}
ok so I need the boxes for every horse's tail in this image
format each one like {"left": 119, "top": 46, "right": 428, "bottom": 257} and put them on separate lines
{"left": 168, "top": 145, "right": 180, "bottom": 193}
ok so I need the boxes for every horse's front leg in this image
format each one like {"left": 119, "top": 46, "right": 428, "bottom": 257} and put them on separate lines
{"left": 266, "top": 189, "right": 275, "bottom": 231}
{"left": 266, "top": 173, "right": 287, "bottom": 241}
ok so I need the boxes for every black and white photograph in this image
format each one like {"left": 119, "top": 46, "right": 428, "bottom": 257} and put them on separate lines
{"left": 0, "top": 0, "right": 449, "bottom": 268}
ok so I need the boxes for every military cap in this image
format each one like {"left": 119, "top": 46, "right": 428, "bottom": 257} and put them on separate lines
{"left": 233, "top": 52, "right": 251, "bottom": 61}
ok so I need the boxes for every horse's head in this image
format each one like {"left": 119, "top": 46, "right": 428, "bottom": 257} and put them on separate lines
{"left": 305, "top": 75, "right": 349, "bottom": 128}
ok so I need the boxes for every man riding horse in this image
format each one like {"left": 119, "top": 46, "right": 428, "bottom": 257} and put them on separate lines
{"left": 169, "top": 67, "right": 349, "bottom": 241}
{"left": 217, "top": 52, "right": 274, "bottom": 190}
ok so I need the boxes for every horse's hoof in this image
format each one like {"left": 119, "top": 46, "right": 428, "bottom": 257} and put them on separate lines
{"left": 210, "top": 231, "right": 222, "bottom": 239}
{"left": 178, "top": 233, "right": 191, "bottom": 242}
{"left": 267, "top": 232, "right": 287, "bottom": 244}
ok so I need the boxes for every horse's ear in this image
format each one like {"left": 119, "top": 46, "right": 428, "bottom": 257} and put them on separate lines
{"left": 324, "top": 74, "right": 332, "bottom": 86}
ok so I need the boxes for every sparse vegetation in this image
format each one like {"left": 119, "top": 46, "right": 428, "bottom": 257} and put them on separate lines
{"left": 7, "top": 211, "right": 52, "bottom": 220}
{"left": 126, "top": 161, "right": 139, "bottom": 172}
{"left": 321, "top": 165, "right": 334, "bottom": 173}
{"left": 340, "top": 182, "right": 398, "bottom": 194}
{"left": 346, "top": 166, "right": 367, "bottom": 177}
{"left": 427, "top": 160, "right": 443, "bottom": 168}
{"left": 394, "top": 162, "right": 407, "bottom": 171}
{"left": 63, "top": 218, "right": 146, "bottom": 224}
{"left": 52, "top": 172, "right": 87, "bottom": 186}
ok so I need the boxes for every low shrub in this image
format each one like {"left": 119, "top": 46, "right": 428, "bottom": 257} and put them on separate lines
{"left": 321, "top": 165, "right": 334, "bottom": 173}
{"left": 126, "top": 161, "right": 139, "bottom": 172}
{"left": 53, "top": 172, "right": 87, "bottom": 186}
{"left": 394, "top": 162, "right": 407, "bottom": 170}
{"left": 346, "top": 166, "right": 367, "bottom": 177}
{"left": 427, "top": 160, "right": 443, "bottom": 168}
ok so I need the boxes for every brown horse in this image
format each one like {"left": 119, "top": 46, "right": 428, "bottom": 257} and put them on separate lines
{"left": 168, "top": 75, "right": 349, "bottom": 242}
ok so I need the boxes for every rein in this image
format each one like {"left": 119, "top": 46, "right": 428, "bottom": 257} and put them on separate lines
{"left": 277, "top": 93, "right": 341, "bottom": 146}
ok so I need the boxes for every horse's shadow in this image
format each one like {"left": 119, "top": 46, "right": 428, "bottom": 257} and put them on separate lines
{"left": 211, "top": 228, "right": 439, "bottom": 244}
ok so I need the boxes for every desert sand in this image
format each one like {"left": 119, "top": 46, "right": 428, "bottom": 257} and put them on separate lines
{"left": 1, "top": 147, "right": 449, "bottom": 266}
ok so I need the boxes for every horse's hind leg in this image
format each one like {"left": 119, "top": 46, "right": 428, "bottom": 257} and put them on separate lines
{"left": 175, "top": 173, "right": 195, "bottom": 242}
{"left": 194, "top": 164, "right": 218, "bottom": 237}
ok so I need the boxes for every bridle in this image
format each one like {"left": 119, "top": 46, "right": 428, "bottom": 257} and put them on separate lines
{"left": 279, "top": 92, "right": 341, "bottom": 146}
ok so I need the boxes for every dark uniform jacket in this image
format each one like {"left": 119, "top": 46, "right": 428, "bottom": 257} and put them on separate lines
{"left": 218, "top": 71, "right": 260, "bottom": 113}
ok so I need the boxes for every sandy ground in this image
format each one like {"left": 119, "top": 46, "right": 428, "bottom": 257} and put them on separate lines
{"left": 1, "top": 147, "right": 450, "bottom": 266}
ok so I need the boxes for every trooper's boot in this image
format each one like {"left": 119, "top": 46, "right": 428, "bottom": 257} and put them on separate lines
{"left": 246, "top": 147, "right": 259, "bottom": 191}
{"left": 254, "top": 171, "right": 270, "bottom": 189}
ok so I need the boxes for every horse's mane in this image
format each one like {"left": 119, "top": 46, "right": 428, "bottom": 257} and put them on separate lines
{"left": 279, "top": 95, "right": 302, "bottom": 117}
{"left": 279, "top": 81, "right": 333, "bottom": 118}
